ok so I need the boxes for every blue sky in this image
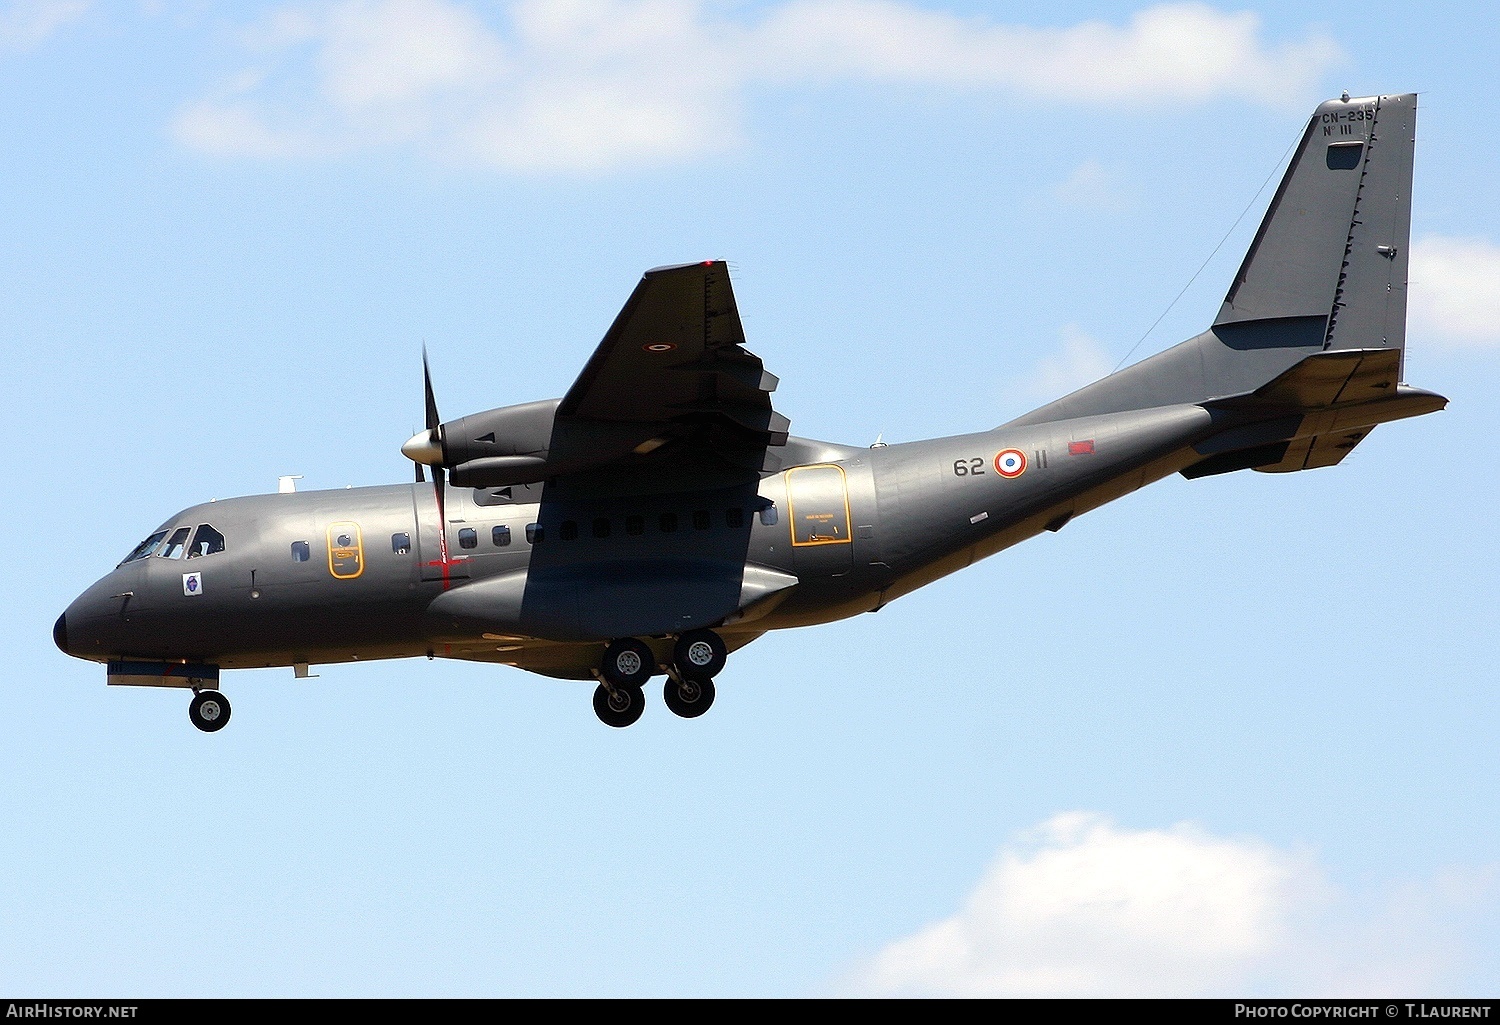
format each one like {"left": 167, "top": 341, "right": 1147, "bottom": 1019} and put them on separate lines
{"left": 3, "top": 0, "right": 1498, "bottom": 997}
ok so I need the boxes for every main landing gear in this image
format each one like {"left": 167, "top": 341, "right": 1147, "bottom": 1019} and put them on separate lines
{"left": 591, "top": 629, "right": 728, "bottom": 728}
{"left": 189, "top": 689, "right": 231, "bottom": 733}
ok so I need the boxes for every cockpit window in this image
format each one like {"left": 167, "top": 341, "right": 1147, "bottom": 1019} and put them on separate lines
{"left": 160, "top": 527, "right": 191, "bottom": 560}
{"left": 119, "top": 530, "right": 168, "bottom": 567}
{"left": 186, "top": 524, "right": 226, "bottom": 559}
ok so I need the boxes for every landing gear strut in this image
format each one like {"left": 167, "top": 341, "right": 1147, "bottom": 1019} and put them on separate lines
{"left": 189, "top": 690, "right": 231, "bottom": 733}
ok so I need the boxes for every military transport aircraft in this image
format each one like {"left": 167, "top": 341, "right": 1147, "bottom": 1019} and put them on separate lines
{"left": 56, "top": 93, "right": 1445, "bottom": 731}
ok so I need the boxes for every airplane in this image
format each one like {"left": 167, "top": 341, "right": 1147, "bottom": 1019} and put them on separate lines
{"left": 55, "top": 92, "right": 1446, "bottom": 732}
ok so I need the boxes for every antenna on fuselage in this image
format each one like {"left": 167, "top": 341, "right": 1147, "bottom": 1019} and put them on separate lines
{"left": 278, "top": 475, "right": 302, "bottom": 494}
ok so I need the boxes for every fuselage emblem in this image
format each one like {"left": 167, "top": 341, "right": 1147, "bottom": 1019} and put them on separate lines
{"left": 182, "top": 572, "right": 203, "bottom": 596}
{"left": 994, "top": 449, "right": 1027, "bottom": 478}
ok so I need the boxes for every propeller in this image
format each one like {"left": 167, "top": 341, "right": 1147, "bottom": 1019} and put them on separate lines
{"left": 402, "top": 348, "right": 452, "bottom": 583}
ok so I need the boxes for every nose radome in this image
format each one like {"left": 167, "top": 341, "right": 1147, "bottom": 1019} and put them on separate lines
{"left": 53, "top": 612, "right": 69, "bottom": 655}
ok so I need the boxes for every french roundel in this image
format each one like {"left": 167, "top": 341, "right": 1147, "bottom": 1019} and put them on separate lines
{"left": 994, "top": 448, "right": 1027, "bottom": 478}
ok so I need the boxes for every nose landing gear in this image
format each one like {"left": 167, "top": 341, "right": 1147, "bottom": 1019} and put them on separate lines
{"left": 189, "top": 689, "right": 231, "bottom": 733}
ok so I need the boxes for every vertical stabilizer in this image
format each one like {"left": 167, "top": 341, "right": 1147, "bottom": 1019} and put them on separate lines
{"left": 1216, "top": 93, "right": 1417, "bottom": 372}
{"left": 1003, "top": 93, "right": 1424, "bottom": 431}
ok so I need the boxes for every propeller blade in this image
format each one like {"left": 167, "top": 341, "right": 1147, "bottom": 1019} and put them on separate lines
{"left": 423, "top": 346, "right": 441, "bottom": 432}
{"left": 432, "top": 463, "right": 450, "bottom": 579}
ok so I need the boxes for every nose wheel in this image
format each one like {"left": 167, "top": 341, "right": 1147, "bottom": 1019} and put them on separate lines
{"left": 189, "top": 690, "right": 231, "bottom": 733}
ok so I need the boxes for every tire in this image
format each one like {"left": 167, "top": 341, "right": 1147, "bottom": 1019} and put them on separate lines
{"left": 189, "top": 690, "right": 232, "bottom": 733}
{"left": 673, "top": 629, "right": 726, "bottom": 681}
{"left": 592, "top": 682, "right": 645, "bottom": 728}
{"left": 600, "top": 638, "right": 655, "bottom": 688}
{"left": 663, "top": 676, "right": 715, "bottom": 719}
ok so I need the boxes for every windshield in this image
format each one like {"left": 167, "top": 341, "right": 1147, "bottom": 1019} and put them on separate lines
{"left": 118, "top": 530, "right": 168, "bottom": 567}
{"left": 160, "top": 527, "right": 191, "bottom": 560}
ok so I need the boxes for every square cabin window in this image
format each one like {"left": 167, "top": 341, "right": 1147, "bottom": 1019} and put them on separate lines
{"left": 526, "top": 523, "right": 543, "bottom": 545}
{"left": 693, "top": 509, "right": 711, "bottom": 531}
{"left": 759, "top": 505, "right": 778, "bottom": 526}
{"left": 625, "top": 515, "right": 644, "bottom": 536}
{"left": 659, "top": 512, "right": 678, "bottom": 533}
{"left": 592, "top": 517, "right": 611, "bottom": 539}
{"left": 391, "top": 532, "right": 411, "bottom": 554}
{"left": 492, "top": 525, "right": 511, "bottom": 547}
{"left": 291, "top": 540, "right": 311, "bottom": 562}
{"left": 458, "top": 527, "right": 477, "bottom": 550}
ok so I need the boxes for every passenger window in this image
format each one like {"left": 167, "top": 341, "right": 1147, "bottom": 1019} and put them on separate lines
{"left": 458, "top": 527, "right": 477, "bottom": 550}
{"left": 119, "top": 530, "right": 168, "bottom": 566}
{"left": 392, "top": 532, "right": 411, "bottom": 554}
{"left": 526, "top": 523, "right": 543, "bottom": 544}
{"left": 693, "top": 510, "right": 711, "bottom": 530}
{"left": 726, "top": 508, "right": 744, "bottom": 529}
{"left": 186, "top": 524, "right": 225, "bottom": 559}
{"left": 659, "top": 512, "right": 678, "bottom": 533}
{"left": 492, "top": 525, "right": 511, "bottom": 547}
{"left": 592, "top": 517, "right": 610, "bottom": 539}
{"left": 560, "top": 520, "right": 578, "bottom": 541}
{"left": 759, "top": 505, "right": 778, "bottom": 526}
{"left": 160, "top": 527, "right": 191, "bottom": 560}
{"left": 291, "top": 540, "right": 310, "bottom": 563}
{"left": 626, "top": 515, "right": 644, "bottom": 536}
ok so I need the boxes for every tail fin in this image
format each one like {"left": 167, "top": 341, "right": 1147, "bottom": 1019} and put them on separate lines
{"left": 1216, "top": 93, "right": 1416, "bottom": 374}
{"left": 1006, "top": 93, "right": 1421, "bottom": 429}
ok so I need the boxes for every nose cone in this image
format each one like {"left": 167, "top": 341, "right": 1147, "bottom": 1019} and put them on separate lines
{"left": 401, "top": 428, "right": 442, "bottom": 466}
{"left": 53, "top": 612, "right": 69, "bottom": 655}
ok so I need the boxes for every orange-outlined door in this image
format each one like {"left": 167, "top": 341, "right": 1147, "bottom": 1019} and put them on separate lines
{"left": 326, "top": 521, "right": 364, "bottom": 579}
{"left": 785, "top": 464, "right": 853, "bottom": 576}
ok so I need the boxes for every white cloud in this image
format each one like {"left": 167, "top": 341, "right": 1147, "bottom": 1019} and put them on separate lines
{"left": 1408, "top": 235, "right": 1500, "bottom": 348}
{"left": 1027, "top": 324, "right": 1116, "bottom": 398}
{"left": 1049, "top": 159, "right": 1133, "bottom": 210}
{"left": 841, "top": 812, "right": 1495, "bottom": 997}
{"left": 171, "top": 0, "right": 1343, "bottom": 172}
{"left": 0, "top": 0, "right": 88, "bottom": 52}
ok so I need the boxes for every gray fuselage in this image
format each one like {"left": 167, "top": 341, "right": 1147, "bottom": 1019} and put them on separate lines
{"left": 58, "top": 403, "right": 1214, "bottom": 681}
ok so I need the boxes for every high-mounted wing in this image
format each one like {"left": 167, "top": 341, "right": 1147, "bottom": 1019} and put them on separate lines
{"left": 552, "top": 261, "right": 789, "bottom": 488}
{"left": 421, "top": 261, "right": 790, "bottom": 495}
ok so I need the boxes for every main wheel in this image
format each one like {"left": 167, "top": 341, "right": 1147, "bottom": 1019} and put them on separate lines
{"left": 673, "top": 629, "right": 726, "bottom": 681}
{"left": 601, "top": 638, "right": 654, "bottom": 688}
{"left": 664, "top": 676, "right": 716, "bottom": 719}
{"left": 593, "top": 682, "right": 645, "bottom": 728}
{"left": 189, "top": 690, "right": 231, "bottom": 733}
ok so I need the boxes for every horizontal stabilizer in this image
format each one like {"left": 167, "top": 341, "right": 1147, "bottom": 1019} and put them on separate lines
{"left": 1254, "top": 428, "right": 1375, "bottom": 473}
{"left": 1216, "top": 347, "right": 1400, "bottom": 410}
